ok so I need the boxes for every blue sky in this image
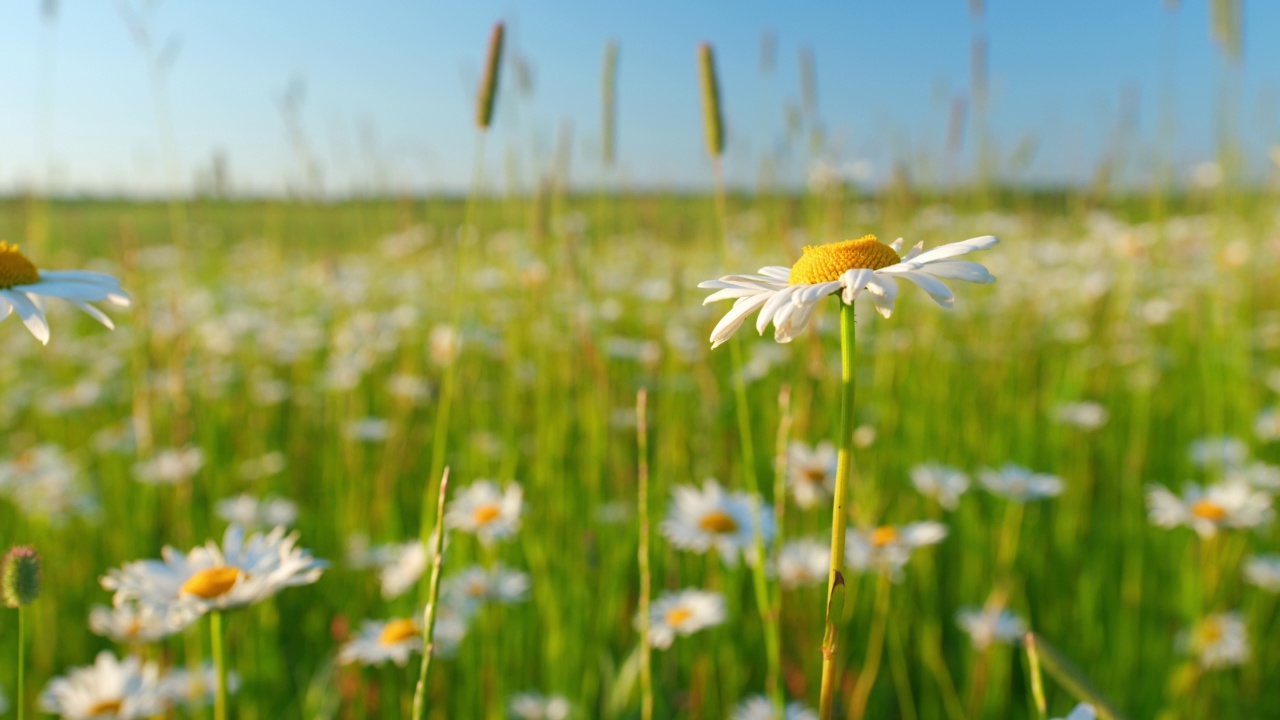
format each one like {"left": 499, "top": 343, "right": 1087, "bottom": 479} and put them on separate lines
{"left": 0, "top": 1, "right": 1274, "bottom": 195}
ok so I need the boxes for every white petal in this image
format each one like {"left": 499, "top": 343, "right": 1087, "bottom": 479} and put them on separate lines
{"left": 774, "top": 297, "right": 820, "bottom": 343}
{"left": 709, "top": 292, "right": 772, "bottom": 348}
{"left": 892, "top": 270, "right": 955, "bottom": 307}
{"left": 756, "top": 286, "right": 799, "bottom": 335}
{"left": 0, "top": 293, "right": 11, "bottom": 320}
{"left": 911, "top": 235, "right": 999, "bottom": 264}
{"left": 13, "top": 280, "right": 114, "bottom": 302}
{"left": 865, "top": 276, "right": 899, "bottom": 318}
{"left": 840, "top": 268, "right": 874, "bottom": 305}
{"left": 900, "top": 241, "right": 926, "bottom": 262}
{"left": 758, "top": 266, "right": 792, "bottom": 281}
{"left": 2, "top": 290, "right": 50, "bottom": 344}
{"left": 73, "top": 300, "right": 116, "bottom": 330}
{"left": 796, "top": 281, "right": 841, "bottom": 304}
{"left": 703, "top": 286, "right": 770, "bottom": 304}
{"left": 889, "top": 237, "right": 904, "bottom": 253}
{"left": 917, "top": 260, "right": 995, "bottom": 283}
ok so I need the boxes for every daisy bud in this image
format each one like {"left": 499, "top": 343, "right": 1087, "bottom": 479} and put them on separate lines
{"left": 2, "top": 545, "right": 41, "bottom": 607}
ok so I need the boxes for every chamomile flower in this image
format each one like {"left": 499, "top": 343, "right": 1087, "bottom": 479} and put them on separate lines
{"left": 133, "top": 446, "right": 206, "bottom": 486}
{"left": 642, "top": 588, "right": 725, "bottom": 649}
{"left": 1225, "top": 461, "right": 1280, "bottom": 491}
{"left": 773, "top": 538, "right": 830, "bottom": 589}
{"left": 508, "top": 692, "right": 572, "bottom": 720}
{"left": 378, "top": 540, "right": 432, "bottom": 600}
{"left": 339, "top": 617, "right": 424, "bottom": 667}
{"left": 215, "top": 493, "right": 298, "bottom": 529}
{"left": 1188, "top": 436, "right": 1248, "bottom": 470}
{"left": 661, "top": 479, "right": 774, "bottom": 566}
{"left": 101, "top": 525, "right": 326, "bottom": 618}
{"left": 786, "top": 441, "right": 837, "bottom": 509}
{"left": 698, "top": 234, "right": 997, "bottom": 348}
{"left": 846, "top": 522, "right": 947, "bottom": 579}
{"left": 1145, "top": 481, "right": 1273, "bottom": 538}
{"left": 89, "top": 601, "right": 191, "bottom": 642}
{"left": 39, "top": 651, "right": 166, "bottom": 719}
{"left": 1053, "top": 402, "right": 1109, "bottom": 431}
{"left": 441, "top": 564, "right": 530, "bottom": 609}
{"left": 980, "top": 464, "right": 1064, "bottom": 502}
{"left": 1180, "top": 612, "right": 1249, "bottom": 669}
{"left": 158, "top": 664, "right": 241, "bottom": 708}
{"left": 733, "top": 695, "right": 818, "bottom": 720}
{"left": 1254, "top": 407, "right": 1280, "bottom": 442}
{"left": 0, "top": 241, "right": 130, "bottom": 345}
{"left": 956, "top": 606, "right": 1027, "bottom": 650}
{"left": 445, "top": 480, "right": 523, "bottom": 545}
{"left": 1243, "top": 554, "right": 1280, "bottom": 592}
{"left": 910, "top": 463, "right": 970, "bottom": 510}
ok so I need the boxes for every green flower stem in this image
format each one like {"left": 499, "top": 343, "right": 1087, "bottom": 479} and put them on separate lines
{"left": 211, "top": 610, "right": 227, "bottom": 720}
{"left": 819, "top": 300, "right": 857, "bottom": 720}
{"left": 17, "top": 606, "right": 24, "bottom": 720}
{"left": 412, "top": 468, "right": 452, "bottom": 720}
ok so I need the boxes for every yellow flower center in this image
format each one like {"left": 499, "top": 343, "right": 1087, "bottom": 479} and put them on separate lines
{"left": 86, "top": 699, "right": 123, "bottom": 716}
{"left": 379, "top": 619, "right": 419, "bottom": 645}
{"left": 665, "top": 608, "right": 693, "bottom": 627}
{"left": 1191, "top": 500, "right": 1228, "bottom": 521}
{"left": 0, "top": 242, "right": 40, "bottom": 289}
{"left": 180, "top": 566, "right": 243, "bottom": 599}
{"left": 1197, "top": 618, "right": 1224, "bottom": 645}
{"left": 699, "top": 511, "right": 738, "bottom": 534}
{"left": 869, "top": 526, "right": 899, "bottom": 547}
{"left": 789, "top": 235, "right": 900, "bottom": 285}
{"left": 472, "top": 504, "right": 502, "bottom": 526}
{"left": 802, "top": 468, "right": 828, "bottom": 484}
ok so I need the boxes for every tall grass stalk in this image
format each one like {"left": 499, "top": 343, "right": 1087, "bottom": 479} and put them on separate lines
{"left": 211, "top": 610, "right": 227, "bottom": 720}
{"left": 413, "top": 468, "right": 452, "bottom": 720}
{"left": 17, "top": 606, "right": 24, "bottom": 720}
{"left": 818, "top": 300, "right": 858, "bottom": 720}
{"left": 636, "top": 390, "right": 654, "bottom": 720}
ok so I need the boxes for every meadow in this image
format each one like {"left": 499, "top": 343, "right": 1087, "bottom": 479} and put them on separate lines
{"left": 0, "top": 175, "right": 1278, "bottom": 720}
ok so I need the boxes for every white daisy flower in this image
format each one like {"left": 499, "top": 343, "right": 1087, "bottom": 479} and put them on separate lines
{"left": 1053, "top": 402, "right": 1109, "bottom": 431}
{"left": 89, "top": 602, "right": 191, "bottom": 642}
{"left": 846, "top": 522, "right": 947, "bottom": 579}
{"left": 1254, "top": 407, "right": 1280, "bottom": 442}
{"left": 508, "top": 692, "right": 572, "bottom": 720}
{"left": 1145, "top": 481, "right": 1273, "bottom": 538}
{"left": 158, "top": 664, "right": 241, "bottom": 708}
{"left": 910, "top": 463, "right": 970, "bottom": 510}
{"left": 444, "top": 480, "right": 523, "bottom": 545}
{"left": 0, "top": 241, "right": 130, "bottom": 345}
{"left": 1179, "top": 612, "right": 1249, "bottom": 669}
{"left": 441, "top": 564, "right": 530, "bottom": 609}
{"left": 661, "top": 479, "right": 774, "bottom": 566}
{"left": 1225, "top": 461, "right": 1280, "bottom": 491}
{"left": 980, "top": 464, "right": 1064, "bottom": 502}
{"left": 39, "top": 651, "right": 166, "bottom": 719}
{"left": 133, "top": 446, "right": 206, "bottom": 486}
{"left": 1243, "top": 554, "right": 1280, "bottom": 592}
{"left": 1188, "top": 436, "right": 1248, "bottom": 470}
{"left": 101, "top": 525, "right": 326, "bottom": 618}
{"left": 955, "top": 606, "right": 1027, "bottom": 650}
{"left": 339, "top": 617, "right": 424, "bottom": 667}
{"left": 378, "top": 540, "right": 433, "bottom": 600}
{"left": 732, "top": 694, "right": 818, "bottom": 720}
{"left": 1052, "top": 703, "right": 1096, "bottom": 720}
{"left": 641, "top": 588, "right": 725, "bottom": 650}
{"left": 774, "top": 538, "right": 830, "bottom": 590}
{"left": 698, "top": 234, "right": 998, "bottom": 348}
{"left": 0, "top": 444, "right": 98, "bottom": 523}
{"left": 216, "top": 493, "right": 298, "bottom": 529}
{"left": 786, "top": 441, "right": 837, "bottom": 509}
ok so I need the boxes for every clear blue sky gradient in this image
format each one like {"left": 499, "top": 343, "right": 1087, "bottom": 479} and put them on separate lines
{"left": 0, "top": 1, "right": 1275, "bottom": 195}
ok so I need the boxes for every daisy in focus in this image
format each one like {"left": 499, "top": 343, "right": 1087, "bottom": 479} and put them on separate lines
{"left": 661, "top": 479, "right": 774, "bottom": 566}
{"left": 910, "top": 463, "right": 970, "bottom": 510}
{"left": 698, "top": 234, "right": 997, "bottom": 348}
{"left": 980, "top": 464, "right": 1064, "bottom": 502}
{"left": 39, "top": 651, "right": 166, "bottom": 720}
{"left": 101, "top": 525, "right": 326, "bottom": 618}
{"left": 0, "top": 241, "right": 130, "bottom": 345}
{"left": 846, "top": 522, "right": 947, "bottom": 579}
{"left": 444, "top": 480, "right": 523, "bottom": 545}
{"left": 733, "top": 694, "right": 819, "bottom": 720}
{"left": 786, "top": 441, "right": 837, "bottom": 509}
{"left": 1145, "top": 481, "right": 1273, "bottom": 538}
{"left": 641, "top": 588, "right": 725, "bottom": 649}
{"left": 956, "top": 605, "right": 1027, "bottom": 650}
{"left": 1179, "top": 612, "right": 1249, "bottom": 669}
{"left": 508, "top": 692, "right": 572, "bottom": 720}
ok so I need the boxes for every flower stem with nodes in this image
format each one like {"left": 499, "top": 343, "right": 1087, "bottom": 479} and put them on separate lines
{"left": 819, "top": 300, "right": 858, "bottom": 720}
{"left": 211, "top": 610, "right": 227, "bottom": 720}
{"left": 17, "top": 606, "right": 24, "bottom": 720}
{"left": 636, "top": 390, "right": 654, "bottom": 720}
{"left": 413, "top": 467, "right": 452, "bottom": 720}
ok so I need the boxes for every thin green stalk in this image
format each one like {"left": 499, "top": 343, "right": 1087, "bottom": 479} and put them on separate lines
{"left": 636, "top": 390, "right": 654, "bottom": 720}
{"left": 211, "top": 611, "right": 227, "bottom": 720}
{"left": 412, "top": 468, "right": 452, "bottom": 720}
{"left": 17, "top": 606, "right": 24, "bottom": 720}
{"left": 849, "top": 573, "right": 892, "bottom": 720}
{"left": 819, "top": 300, "right": 857, "bottom": 720}
{"left": 1025, "top": 632, "right": 1048, "bottom": 720}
